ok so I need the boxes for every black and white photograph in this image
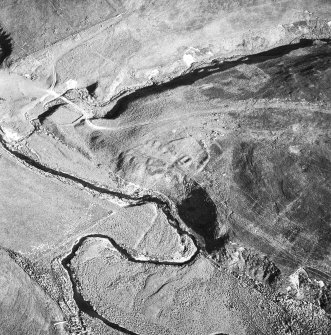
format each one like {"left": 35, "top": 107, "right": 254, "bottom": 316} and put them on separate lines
{"left": 0, "top": 1, "right": 331, "bottom": 334}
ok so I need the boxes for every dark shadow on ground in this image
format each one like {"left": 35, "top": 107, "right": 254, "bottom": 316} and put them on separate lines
{"left": 0, "top": 26, "right": 12, "bottom": 66}
{"left": 177, "top": 180, "right": 228, "bottom": 252}
{"left": 104, "top": 39, "right": 330, "bottom": 119}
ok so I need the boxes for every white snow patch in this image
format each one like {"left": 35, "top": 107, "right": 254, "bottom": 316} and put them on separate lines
{"left": 1, "top": 126, "right": 22, "bottom": 142}
{"left": 66, "top": 79, "right": 78, "bottom": 90}
{"left": 183, "top": 53, "right": 196, "bottom": 67}
{"left": 316, "top": 280, "right": 325, "bottom": 288}
{"left": 289, "top": 145, "right": 301, "bottom": 155}
{"left": 289, "top": 267, "right": 308, "bottom": 290}
{"left": 146, "top": 69, "right": 159, "bottom": 80}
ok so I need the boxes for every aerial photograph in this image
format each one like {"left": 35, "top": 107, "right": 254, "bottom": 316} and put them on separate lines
{"left": 0, "top": 1, "right": 330, "bottom": 334}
